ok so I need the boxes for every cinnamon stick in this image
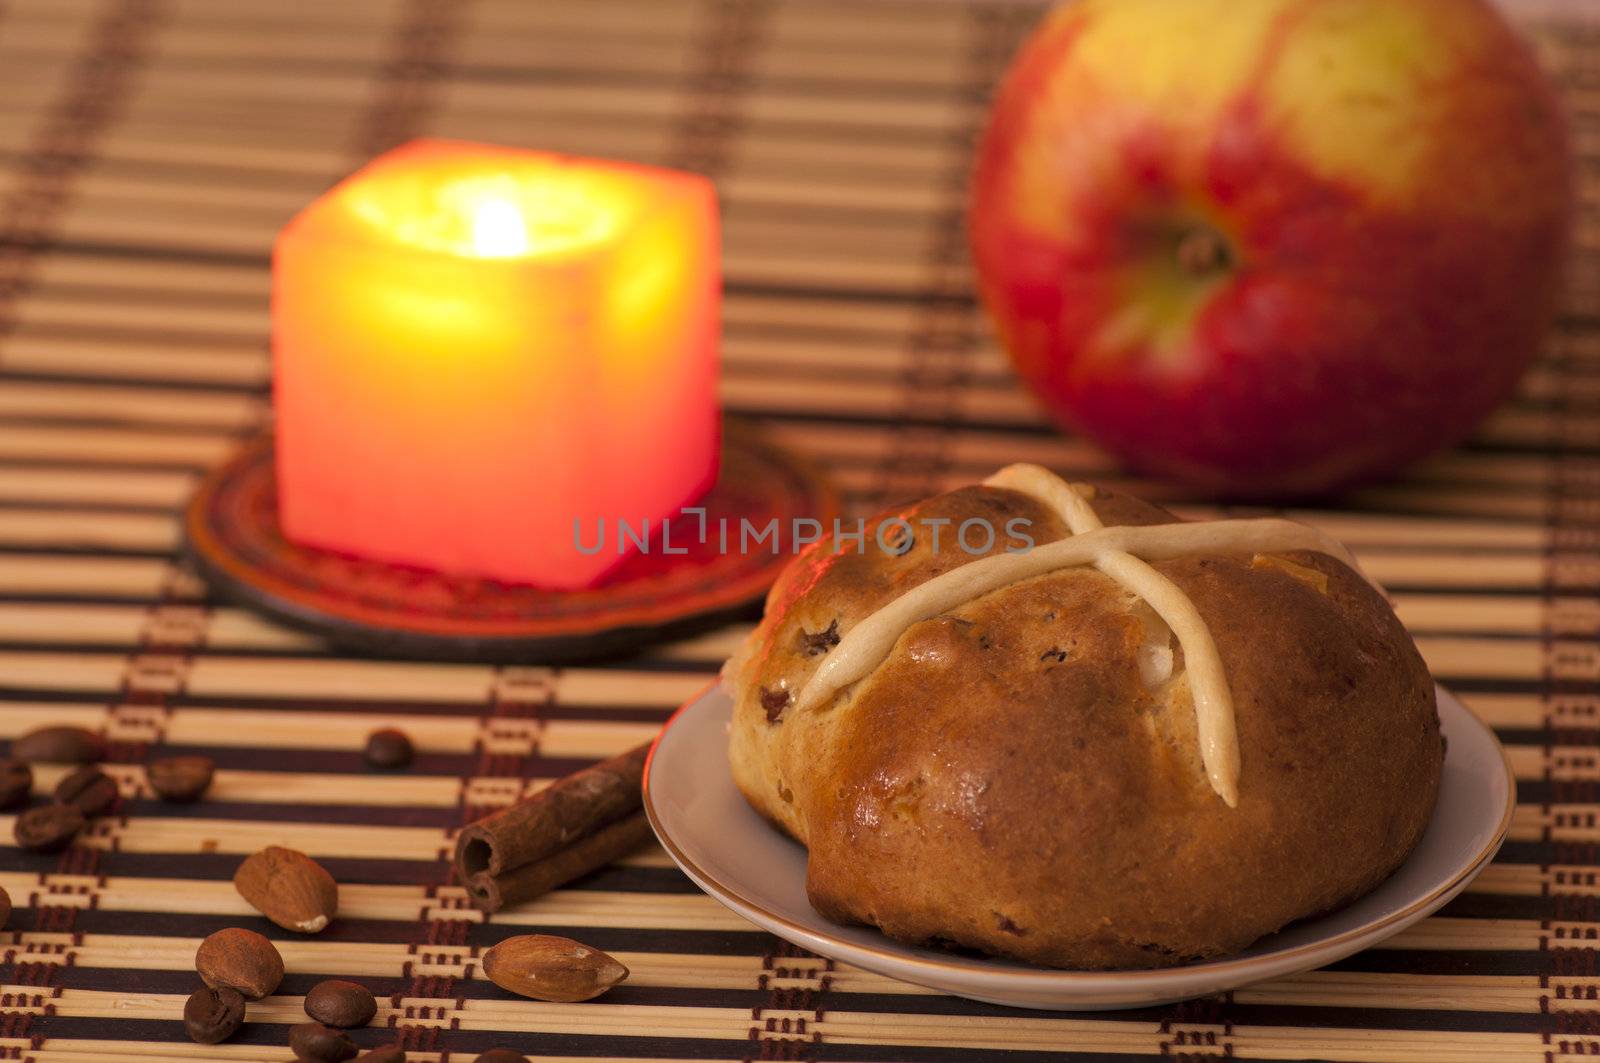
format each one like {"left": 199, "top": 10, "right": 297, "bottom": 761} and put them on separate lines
{"left": 454, "top": 742, "right": 651, "bottom": 912}
{"left": 465, "top": 810, "right": 653, "bottom": 912}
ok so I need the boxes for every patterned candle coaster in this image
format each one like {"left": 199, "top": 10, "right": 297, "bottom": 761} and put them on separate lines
{"left": 183, "top": 421, "right": 839, "bottom": 662}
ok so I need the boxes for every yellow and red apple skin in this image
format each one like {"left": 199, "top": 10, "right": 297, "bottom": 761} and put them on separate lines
{"left": 971, "top": 0, "right": 1572, "bottom": 497}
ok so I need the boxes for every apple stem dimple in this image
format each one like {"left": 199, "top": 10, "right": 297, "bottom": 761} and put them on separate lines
{"left": 1175, "top": 227, "right": 1233, "bottom": 277}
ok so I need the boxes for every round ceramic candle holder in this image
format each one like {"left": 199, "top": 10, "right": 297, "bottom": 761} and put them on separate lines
{"left": 182, "top": 421, "right": 840, "bottom": 663}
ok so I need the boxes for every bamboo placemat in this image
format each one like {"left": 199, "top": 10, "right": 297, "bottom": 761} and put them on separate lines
{"left": 0, "top": 0, "right": 1594, "bottom": 1060}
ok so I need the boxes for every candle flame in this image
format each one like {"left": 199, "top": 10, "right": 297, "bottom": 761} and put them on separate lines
{"left": 470, "top": 198, "right": 530, "bottom": 258}
{"left": 343, "top": 152, "right": 640, "bottom": 259}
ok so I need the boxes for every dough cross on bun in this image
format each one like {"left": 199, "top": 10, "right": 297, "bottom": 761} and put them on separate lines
{"left": 795, "top": 464, "right": 1384, "bottom": 806}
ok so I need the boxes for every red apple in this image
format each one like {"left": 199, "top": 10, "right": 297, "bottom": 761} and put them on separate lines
{"left": 970, "top": 0, "right": 1571, "bottom": 497}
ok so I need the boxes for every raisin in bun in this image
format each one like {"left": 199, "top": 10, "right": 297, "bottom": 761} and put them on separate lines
{"left": 724, "top": 467, "right": 1441, "bottom": 969}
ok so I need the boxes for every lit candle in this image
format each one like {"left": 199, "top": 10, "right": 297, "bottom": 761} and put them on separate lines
{"left": 273, "top": 140, "right": 720, "bottom": 589}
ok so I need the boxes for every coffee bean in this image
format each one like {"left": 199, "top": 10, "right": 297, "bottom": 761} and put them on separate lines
{"left": 288, "top": 1021, "right": 357, "bottom": 1062}
{"left": 354, "top": 1047, "right": 406, "bottom": 1063}
{"left": 304, "top": 979, "right": 376, "bottom": 1028}
{"left": 147, "top": 755, "right": 215, "bottom": 803}
{"left": 195, "top": 927, "right": 284, "bottom": 1000}
{"left": 474, "top": 1051, "right": 530, "bottom": 1063}
{"left": 363, "top": 729, "right": 413, "bottom": 770}
{"left": 13, "top": 803, "right": 85, "bottom": 852}
{"left": 54, "top": 765, "right": 118, "bottom": 816}
{"left": 0, "top": 759, "right": 31, "bottom": 809}
{"left": 11, "top": 726, "right": 104, "bottom": 764}
{"left": 183, "top": 985, "right": 245, "bottom": 1044}
{"left": 0, "top": 885, "right": 11, "bottom": 930}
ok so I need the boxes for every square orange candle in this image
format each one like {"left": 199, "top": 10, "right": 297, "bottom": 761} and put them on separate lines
{"left": 273, "top": 140, "right": 719, "bottom": 589}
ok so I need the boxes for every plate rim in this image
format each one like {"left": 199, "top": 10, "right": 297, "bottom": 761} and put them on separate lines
{"left": 643, "top": 680, "right": 1515, "bottom": 990}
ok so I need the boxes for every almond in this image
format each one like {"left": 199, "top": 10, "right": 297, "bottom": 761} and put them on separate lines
{"left": 481, "top": 934, "right": 628, "bottom": 1002}
{"left": 195, "top": 927, "right": 283, "bottom": 1000}
{"left": 234, "top": 846, "right": 338, "bottom": 933}
{"left": 11, "top": 725, "right": 104, "bottom": 764}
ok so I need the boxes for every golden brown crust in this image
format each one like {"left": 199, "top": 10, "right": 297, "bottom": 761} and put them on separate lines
{"left": 727, "top": 483, "right": 1441, "bottom": 969}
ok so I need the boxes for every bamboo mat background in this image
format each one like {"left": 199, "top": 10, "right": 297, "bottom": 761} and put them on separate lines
{"left": 0, "top": 0, "right": 1594, "bottom": 1060}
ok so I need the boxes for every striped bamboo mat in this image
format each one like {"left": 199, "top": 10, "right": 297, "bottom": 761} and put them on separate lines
{"left": 0, "top": 0, "right": 1595, "bottom": 1060}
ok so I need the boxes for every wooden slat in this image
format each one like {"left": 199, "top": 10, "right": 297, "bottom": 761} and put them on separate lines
{"left": 0, "top": 0, "right": 1593, "bottom": 1060}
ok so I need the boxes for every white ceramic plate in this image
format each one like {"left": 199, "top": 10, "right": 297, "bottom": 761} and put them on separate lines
{"left": 643, "top": 683, "right": 1513, "bottom": 1010}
